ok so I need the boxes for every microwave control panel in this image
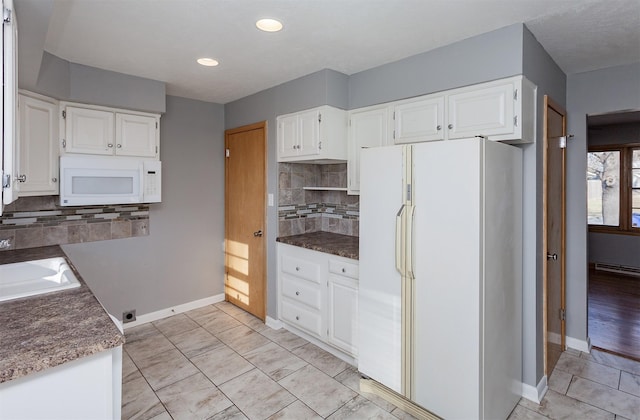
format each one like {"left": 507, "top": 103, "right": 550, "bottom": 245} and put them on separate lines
{"left": 143, "top": 161, "right": 162, "bottom": 203}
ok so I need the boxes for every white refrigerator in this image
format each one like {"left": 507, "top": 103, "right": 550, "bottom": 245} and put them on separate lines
{"left": 358, "top": 138, "right": 522, "bottom": 419}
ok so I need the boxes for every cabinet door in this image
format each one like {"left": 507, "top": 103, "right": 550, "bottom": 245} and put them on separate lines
{"left": 277, "top": 115, "right": 298, "bottom": 160}
{"left": 65, "top": 107, "right": 114, "bottom": 155}
{"left": 347, "top": 106, "right": 391, "bottom": 194}
{"left": 297, "top": 109, "right": 320, "bottom": 157}
{"left": 327, "top": 275, "right": 358, "bottom": 356}
{"left": 115, "top": 113, "right": 158, "bottom": 157}
{"left": 394, "top": 96, "right": 444, "bottom": 144}
{"left": 447, "top": 83, "right": 514, "bottom": 140}
{"left": 18, "top": 95, "right": 59, "bottom": 196}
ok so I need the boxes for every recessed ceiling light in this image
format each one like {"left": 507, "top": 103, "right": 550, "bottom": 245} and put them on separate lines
{"left": 256, "top": 18, "right": 283, "bottom": 32}
{"left": 197, "top": 58, "right": 219, "bottom": 67}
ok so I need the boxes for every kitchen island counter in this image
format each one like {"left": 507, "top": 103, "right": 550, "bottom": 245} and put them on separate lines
{"left": 0, "top": 246, "right": 124, "bottom": 384}
{"left": 277, "top": 231, "right": 359, "bottom": 260}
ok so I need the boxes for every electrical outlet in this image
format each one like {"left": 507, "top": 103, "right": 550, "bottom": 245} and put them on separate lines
{"left": 122, "top": 310, "right": 136, "bottom": 323}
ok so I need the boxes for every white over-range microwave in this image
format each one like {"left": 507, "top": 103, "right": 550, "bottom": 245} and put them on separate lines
{"left": 59, "top": 156, "right": 161, "bottom": 206}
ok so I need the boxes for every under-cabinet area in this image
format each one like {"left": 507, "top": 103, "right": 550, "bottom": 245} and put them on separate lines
{"left": 276, "top": 241, "right": 359, "bottom": 359}
{"left": 278, "top": 162, "right": 359, "bottom": 237}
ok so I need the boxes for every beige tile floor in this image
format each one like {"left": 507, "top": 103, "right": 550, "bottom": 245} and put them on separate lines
{"left": 122, "top": 302, "right": 640, "bottom": 420}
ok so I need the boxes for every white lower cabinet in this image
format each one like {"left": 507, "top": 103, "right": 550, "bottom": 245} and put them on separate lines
{"left": 0, "top": 346, "right": 122, "bottom": 420}
{"left": 278, "top": 243, "right": 359, "bottom": 357}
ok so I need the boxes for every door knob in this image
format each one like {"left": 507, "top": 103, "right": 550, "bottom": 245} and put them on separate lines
{"left": 547, "top": 253, "right": 558, "bottom": 261}
{"left": 17, "top": 174, "right": 26, "bottom": 182}
{"left": 253, "top": 230, "right": 263, "bottom": 237}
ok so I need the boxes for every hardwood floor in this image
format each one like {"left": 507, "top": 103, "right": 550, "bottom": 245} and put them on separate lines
{"left": 588, "top": 267, "right": 640, "bottom": 361}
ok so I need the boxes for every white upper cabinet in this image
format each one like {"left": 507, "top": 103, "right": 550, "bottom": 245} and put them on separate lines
{"left": 447, "top": 82, "right": 515, "bottom": 140}
{"left": 65, "top": 106, "right": 114, "bottom": 155}
{"left": 61, "top": 102, "right": 160, "bottom": 159}
{"left": 393, "top": 95, "right": 445, "bottom": 144}
{"left": 18, "top": 93, "right": 59, "bottom": 196}
{"left": 446, "top": 76, "right": 536, "bottom": 143}
{"left": 276, "top": 105, "right": 347, "bottom": 163}
{"left": 347, "top": 105, "right": 392, "bottom": 195}
{"left": 115, "top": 113, "right": 158, "bottom": 157}
{"left": 278, "top": 114, "right": 298, "bottom": 160}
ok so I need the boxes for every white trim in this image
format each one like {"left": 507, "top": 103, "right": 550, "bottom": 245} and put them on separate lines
{"left": 122, "top": 294, "right": 225, "bottom": 329}
{"left": 265, "top": 316, "right": 283, "bottom": 330}
{"left": 566, "top": 335, "right": 591, "bottom": 353}
{"left": 521, "top": 375, "right": 548, "bottom": 404}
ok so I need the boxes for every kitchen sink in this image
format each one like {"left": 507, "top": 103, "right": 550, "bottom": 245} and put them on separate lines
{"left": 0, "top": 257, "right": 81, "bottom": 302}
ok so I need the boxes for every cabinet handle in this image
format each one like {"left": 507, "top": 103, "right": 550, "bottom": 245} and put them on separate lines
{"left": 17, "top": 174, "right": 26, "bottom": 183}
{"left": 436, "top": 125, "right": 442, "bottom": 131}
{"left": 108, "top": 143, "right": 114, "bottom": 148}
{"left": 52, "top": 177, "right": 57, "bottom": 183}
{"left": 116, "top": 144, "right": 122, "bottom": 148}
{"left": 448, "top": 124, "right": 453, "bottom": 130}
{"left": 295, "top": 291, "right": 300, "bottom": 296}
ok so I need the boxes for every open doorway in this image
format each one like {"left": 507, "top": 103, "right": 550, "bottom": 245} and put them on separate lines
{"left": 586, "top": 110, "right": 640, "bottom": 361}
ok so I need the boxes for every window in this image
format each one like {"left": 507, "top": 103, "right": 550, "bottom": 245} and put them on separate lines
{"left": 587, "top": 144, "right": 640, "bottom": 234}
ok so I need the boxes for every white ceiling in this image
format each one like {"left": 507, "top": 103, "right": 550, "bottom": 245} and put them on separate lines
{"left": 17, "top": 0, "right": 640, "bottom": 104}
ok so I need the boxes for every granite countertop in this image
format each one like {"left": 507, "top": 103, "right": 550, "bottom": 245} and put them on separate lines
{"left": 276, "top": 231, "right": 359, "bottom": 260}
{"left": 0, "top": 246, "right": 125, "bottom": 384}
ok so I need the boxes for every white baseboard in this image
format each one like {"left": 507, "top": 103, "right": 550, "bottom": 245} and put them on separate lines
{"left": 521, "top": 375, "right": 548, "bottom": 404}
{"left": 265, "top": 316, "right": 283, "bottom": 330}
{"left": 122, "top": 294, "right": 225, "bottom": 329}
{"left": 566, "top": 336, "right": 591, "bottom": 353}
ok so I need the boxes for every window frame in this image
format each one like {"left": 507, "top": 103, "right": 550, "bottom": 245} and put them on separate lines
{"left": 588, "top": 142, "right": 640, "bottom": 236}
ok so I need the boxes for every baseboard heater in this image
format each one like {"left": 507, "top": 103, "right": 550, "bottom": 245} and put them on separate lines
{"left": 595, "top": 263, "right": 640, "bottom": 277}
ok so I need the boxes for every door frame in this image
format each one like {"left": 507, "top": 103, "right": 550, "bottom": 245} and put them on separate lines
{"left": 224, "top": 121, "right": 268, "bottom": 320}
{"left": 542, "top": 95, "right": 567, "bottom": 376}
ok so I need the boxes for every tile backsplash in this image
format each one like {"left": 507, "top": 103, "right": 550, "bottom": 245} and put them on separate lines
{"left": 0, "top": 196, "right": 150, "bottom": 251}
{"left": 278, "top": 163, "right": 359, "bottom": 237}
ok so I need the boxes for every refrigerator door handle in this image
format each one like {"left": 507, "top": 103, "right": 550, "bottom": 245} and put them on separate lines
{"left": 406, "top": 205, "right": 416, "bottom": 280}
{"left": 395, "top": 204, "right": 406, "bottom": 275}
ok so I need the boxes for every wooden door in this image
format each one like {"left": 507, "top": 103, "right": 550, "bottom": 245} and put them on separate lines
{"left": 543, "top": 95, "right": 567, "bottom": 376}
{"left": 225, "top": 122, "right": 267, "bottom": 320}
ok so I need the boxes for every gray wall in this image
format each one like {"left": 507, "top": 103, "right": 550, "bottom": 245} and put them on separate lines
{"left": 25, "top": 52, "right": 166, "bottom": 114}
{"left": 566, "top": 62, "right": 640, "bottom": 347}
{"left": 225, "top": 68, "right": 349, "bottom": 320}
{"left": 63, "top": 95, "right": 225, "bottom": 319}
{"left": 588, "top": 122, "right": 640, "bottom": 268}
{"left": 348, "top": 23, "right": 523, "bottom": 108}
{"left": 522, "top": 26, "right": 567, "bottom": 389}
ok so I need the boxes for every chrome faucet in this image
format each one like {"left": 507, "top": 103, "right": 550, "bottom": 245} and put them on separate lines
{"left": 0, "top": 239, "right": 11, "bottom": 249}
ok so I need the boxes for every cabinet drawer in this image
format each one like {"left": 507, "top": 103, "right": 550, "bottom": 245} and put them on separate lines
{"left": 281, "top": 301, "right": 322, "bottom": 337}
{"left": 282, "top": 276, "right": 322, "bottom": 310}
{"left": 329, "top": 259, "right": 359, "bottom": 279}
{"left": 281, "top": 255, "right": 322, "bottom": 284}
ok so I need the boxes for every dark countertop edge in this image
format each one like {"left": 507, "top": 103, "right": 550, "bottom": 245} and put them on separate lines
{"left": 276, "top": 231, "right": 359, "bottom": 260}
{"left": 0, "top": 246, "right": 125, "bottom": 384}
